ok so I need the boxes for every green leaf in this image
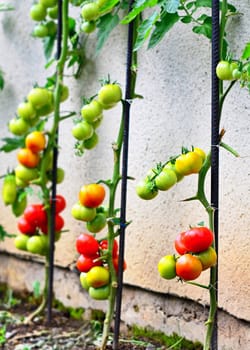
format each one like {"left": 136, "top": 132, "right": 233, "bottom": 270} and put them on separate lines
{"left": 99, "top": 0, "right": 120, "bottom": 15}
{"left": 0, "top": 69, "right": 4, "bottom": 90}
{"left": 96, "top": 13, "right": 120, "bottom": 54}
{"left": 43, "top": 35, "right": 56, "bottom": 61}
{"left": 0, "top": 225, "right": 15, "bottom": 241}
{"left": 181, "top": 15, "right": 192, "bottom": 24}
{"left": 133, "top": 11, "right": 159, "bottom": 51}
{"left": 148, "top": 11, "right": 179, "bottom": 49}
{"left": 121, "top": 0, "right": 158, "bottom": 24}
{"left": 163, "top": 0, "right": 180, "bottom": 13}
{"left": 192, "top": 16, "right": 212, "bottom": 39}
{"left": 241, "top": 42, "right": 250, "bottom": 60}
{"left": 195, "top": 0, "right": 211, "bottom": 8}
{"left": 0, "top": 4, "right": 14, "bottom": 11}
{"left": 0, "top": 136, "right": 25, "bottom": 153}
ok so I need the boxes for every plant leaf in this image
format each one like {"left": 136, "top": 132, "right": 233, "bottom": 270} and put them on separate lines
{"left": 133, "top": 11, "right": 159, "bottom": 51}
{"left": 148, "top": 11, "right": 179, "bottom": 49}
{"left": 96, "top": 13, "right": 120, "bottom": 54}
{"left": 43, "top": 35, "right": 56, "bottom": 61}
{"left": 121, "top": 0, "right": 158, "bottom": 24}
{"left": 241, "top": 42, "right": 250, "bottom": 60}
{"left": 192, "top": 16, "right": 212, "bottom": 39}
{"left": 195, "top": 0, "right": 212, "bottom": 8}
{"left": 0, "top": 69, "right": 4, "bottom": 90}
{"left": 0, "top": 136, "right": 25, "bottom": 153}
{"left": 163, "top": 0, "right": 180, "bottom": 14}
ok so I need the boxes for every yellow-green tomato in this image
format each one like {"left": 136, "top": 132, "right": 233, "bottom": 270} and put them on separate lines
{"left": 86, "top": 213, "right": 106, "bottom": 233}
{"left": 81, "top": 100, "right": 103, "bottom": 123}
{"left": 14, "top": 234, "right": 29, "bottom": 251}
{"left": 2, "top": 174, "right": 17, "bottom": 205}
{"left": 175, "top": 151, "right": 203, "bottom": 176}
{"left": 158, "top": 255, "right": 176, "bottom": 280}
{"left": 80, "top": 272, "right": 90, "bottom": 291}
{"left": 86, "top": 266, "right": 110, "bottom": 288}
{"left": 195, "top": 246, "right": 217, "bottom": 271}
{"left": 98, "top": 84, "right": 122, "bottom": 109}
{"left": 155, "top": 168, "right": 177, "bottom": 191}
{"left": 72, "top": 121, "right": 94, "bottom": 141}
{"left": 27, "top": 88, "right": 51, "bottom": 109}
{"left": 81, "top": 3, "right": 100, "bottom": 22}
{"left": 15, "top": 165, "right": 39, "bottom": 183}
{"left": 216, "top": 60, "right": 233, "bottom": 80}
{"left": 136, "top": 179, "right": 158, "bottom": 200}
{"left": 163, "top": 162, "right": 184, "bottom": 182}
{"left": 26, "top": 236, "right": 45, "bottom": 255}
{"left": 17, "top": 101, "right": 37, "bottom": 121}
{"left": 71, "top": 202, "right": 96, "bottom": 222}
{"left": 8, "top": 118, "right": 30, "bottom": 136}
{"left": 29, "top": 3, "right": 47, "bottom": 21}
{"left": 81, "top": 21, "right": 96, "bottom": 34}
{"left": 12, "top": 194, "right": 27, "bottom": 217}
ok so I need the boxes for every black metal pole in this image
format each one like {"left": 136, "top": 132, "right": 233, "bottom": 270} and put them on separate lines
{"left": 47, "top": 0, "right": 63, "bottom": 324}
{"left": 211, "top": 0, "right": 220, "bottom": 348}
{"left": 113, "top": 2, "right": 135, "bottom": 348}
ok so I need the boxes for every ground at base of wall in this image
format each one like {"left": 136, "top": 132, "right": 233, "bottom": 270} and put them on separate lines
{"left": 0, "top": 288, "right": 202, "bottom": 350}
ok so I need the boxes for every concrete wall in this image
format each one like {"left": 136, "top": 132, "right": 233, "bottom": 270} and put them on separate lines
{"left": 0, "top": 0, "right": 249, "bottom": 348}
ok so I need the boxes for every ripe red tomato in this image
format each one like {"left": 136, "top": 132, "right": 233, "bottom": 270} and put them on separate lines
{"left": 176, "top": 254, "right": 202, "bottom": 281}
{"left": 99, "top": 239, "right": 118, "bottom": 257}
{"left": 79, "top": 183, "right": 105, "bottom": 208}
{"left": 113, "top": 255, "right": 127, "bottom": 274}
{"left": 182, "top": 227, "right": 214, "bottom": 253}
{"left": 76, "top": 233, "right": 100, "bottom": 257}
{"left": 174, "top": 232, "right": 188, "bottom": 255}
{"left": 17, "top": 216, "right": 36, "bottom": 235}
{"left": 51, "top": 194, "right": 66, "bottom": 214}
{"left": 24, "top": 204, "right": 47, "bottom": 227}
{"left": 76, "top": 253, "right": 102, "bottom": 273}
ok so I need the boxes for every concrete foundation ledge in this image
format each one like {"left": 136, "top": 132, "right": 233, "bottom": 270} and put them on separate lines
{"left": 0, "top": 252, "right": 249, "bottom": 349}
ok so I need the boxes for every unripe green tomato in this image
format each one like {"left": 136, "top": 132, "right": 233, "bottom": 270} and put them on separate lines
{"left": 8, "top": 118, "right": 30, "bottom": 136}
{"left": 12, "top": 194, "right": 27, "bottom": 217}
{"left": 158, "top": 255, "right": 176, "bottom": 280}
{"left": 81, "top": 3, "right": 100, "bottom": 22}
{"left": 136, "top": 179, "right": 158, "bottom": 200}
{"left": 98, "top": 84, "right": 122, "bottom": 109}
{"left": 88, "top": 285, "right": 110, "bottom": 300}
{"left": 17, "top": 101, "right": 37, "bottom": 120}
{"left": 26, "top": 235, "right": 45, "bottom": 255}
{"left": 81, "top": 21, "right": 96, "bottom": 34}
{"left": 91, "top": 114, "right": 103, "bottom": 129}
{"left": 216, "top": 61, "right": 233, "bottom": 80}
{"left": 232, "top": 69, "right": 241, "bottom": 80}
{"left": 71, "top": 202, "right": 97, "bottom": 222}
{"left": 86, "top": 213, "right": 106, "bottom": 233}
{"left": 47, "top": 167, "right": 65, "bottom": 184}
{"left": 163, "top": 162, "right": 184, "bottom": 182}
{"left": 2, "top": 175, "right": 17, "bottom": 205}
{"left": 29, "top": 3, "right": 47, "bottom": 21}
{"left": 15, "top": 176, "right": 28, "bottom": 188}
{"left": 80, "top": 272, "right": 90, "bottom": 291}
{"left": 81, "top": 100, "right": 103, "bottom": 123}
{"left": 155, "top": 169, "right": 177, "bottom": 191}
{"left": 36, "top": 102, "right": 54, "bottom": 117}
{"left": 14, "top": 234, "right": 29, "bottom": 251}
{"left": 40, "top": 0, "right": 57, "bottom": 8}
{"left": 27, "top": 88, "right": 51, "bottom": 109}
{"left": 83, "top": 132, "right": 99, "bottom": 150}
{"left": 47, "top": 5, "right": 58, "bottom": 19}
{"left": 46, "top": 21, "right": 57, "bottom": 36}
{"left": 60, "top": 85, "right": 69, "bottom": 102}
{"left": 72, "top": 121, "right": 94, "bottom": 141}
{"left": 33, "top": 24, "right": 49, "bottom": 38}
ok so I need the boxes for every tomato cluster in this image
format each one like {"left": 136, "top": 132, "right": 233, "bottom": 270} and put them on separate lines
{"left": 14, "top": 195, "right": 66, "bottom": 256}
{"left": 71, "top": 183, "right": 107, "bottom": 233}
{"left": 76, "top": 233, "right": 126, "bottom": 300}
{"left": 72, "top": 83, "right": 122, "bottom": 151}
{"left": 136, "top": 147, "right": 206, "bottom": 200}
{"left": 158, "top": 226, "right": 217, "bottom": 281}
{"left": 80, "top": 0, "right": 114, "bottom": 34}
{"left": 29, "top": 0, "right": 58, "bottom": 39}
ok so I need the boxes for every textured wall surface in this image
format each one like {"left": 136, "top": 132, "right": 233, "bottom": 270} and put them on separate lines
{"left": 0, "top": 0, "right": 249, "bottom": 344}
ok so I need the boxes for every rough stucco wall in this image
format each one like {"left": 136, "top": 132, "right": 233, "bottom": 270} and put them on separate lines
{"left": 0, "top": 0, "right": 249, "bottom": 333}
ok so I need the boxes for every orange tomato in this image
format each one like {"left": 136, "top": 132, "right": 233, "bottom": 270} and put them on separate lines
{"left": 25, "top": 131, "right": 46, "bottom": 153}
{"left": 17, "top": 148, "right": 40, "bottom": 168}
{"left": 79, "top": 183, "right": 105, "bottom": 208}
